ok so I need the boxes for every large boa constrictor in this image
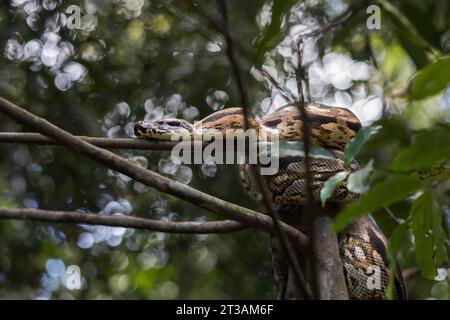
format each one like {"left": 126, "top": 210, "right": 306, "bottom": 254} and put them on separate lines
{"left": 134, "top": 102, "right": 407, "bottom": 299}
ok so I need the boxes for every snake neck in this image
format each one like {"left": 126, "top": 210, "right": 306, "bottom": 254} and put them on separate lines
{"left": 192, "top": 107, "right": 263, "bottom": 139}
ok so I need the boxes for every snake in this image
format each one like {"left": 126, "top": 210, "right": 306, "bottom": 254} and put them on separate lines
{"left": 134, "top": 102, "right": 407, "bottom": 300}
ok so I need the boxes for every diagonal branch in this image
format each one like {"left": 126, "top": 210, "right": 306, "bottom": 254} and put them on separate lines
{"left": 0, "top": 96, "right": 309, "bottom": 250}
{"left": 0, "top": 208, "right": 246, "bottom": 234}
{"left": 296, "top": 0, "right": 368, "bottom": 41}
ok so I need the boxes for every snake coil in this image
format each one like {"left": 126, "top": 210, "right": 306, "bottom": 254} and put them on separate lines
{"left": 134, "top": 102, "right": 407, "bottom": 299}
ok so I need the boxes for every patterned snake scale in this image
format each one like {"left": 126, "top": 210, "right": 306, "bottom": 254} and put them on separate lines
{"left": 134, "top": 102, "right": 407, "bottom": 300}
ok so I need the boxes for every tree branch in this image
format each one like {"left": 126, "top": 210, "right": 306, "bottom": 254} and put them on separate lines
{"left": 0, "top": 208, "right": 246, "bottom": 234}
{"left": 402, "top": 263, "right": 450, "bottom": 281}
{"left": 310, "top": 207, "right": 349, "bottom": 299}
{"left": 297, "top": 0, "right": 368, "bottom": 41}
{"left": 0, "top": 132, "right": 179, "bottom": 150}
{"left": 0, "top": 96, "right": 309, "bottom": 250}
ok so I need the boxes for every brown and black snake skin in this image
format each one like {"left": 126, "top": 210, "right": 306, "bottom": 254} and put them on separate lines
{"left": 134, "top": 102, "right": 407, "bottom": 300}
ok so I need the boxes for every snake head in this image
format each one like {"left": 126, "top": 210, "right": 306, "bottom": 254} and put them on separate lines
{"left": 134, "top": 119, "right": 193, "bottom": 140}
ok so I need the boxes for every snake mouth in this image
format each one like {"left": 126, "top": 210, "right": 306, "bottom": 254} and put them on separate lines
{"left": 134, "top": 119, "right": 193, "bottom": 140}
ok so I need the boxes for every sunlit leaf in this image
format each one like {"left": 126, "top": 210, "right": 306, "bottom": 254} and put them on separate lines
{"left": 254, "top": 0, "right": 298, "bottom": 66}
{"left": 347, "top": 159, "right": 374, "bottom": 194}
{"left": 390, "top": 125, "right": 450, "bottom": 171}
{"left": 410, "top": 190, "right": 448, "bottom": 279}
{"left": 334, "top": 175, "right": 422, "bottom": 231}
{"left": 406, "top": 55, "right": 450, "bottom": 100}
{"left": 320, "top": 171, "right": 349, "bottom": 206}
{"left": 344, "top": 126, "right": 381, "bottom": 165}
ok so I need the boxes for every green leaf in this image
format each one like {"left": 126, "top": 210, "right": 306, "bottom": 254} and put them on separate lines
{"left": 412, "top": 166, "right": 450, "bottom": 181}
{"left": 254, "top": 0, "right": 298, "bottom": 66}
{"left": 390, "top": 125, "right": 450, "bottom": 171}
{"left": 334, "top": 175, "right": 422, "bottom": 231}
{"left": 386, "top": 222, "right": 409, "bottom": 300}
{"left": 347, "top": 159, "right": 374, "bottom": 194}
{"left": 320, "top": 171, "right": 349, "bottom": 206}
{"left": 410, "top": 190, "right": 448, "bottom": 279}
{"left": 344, "top": 126, "right": 381, "bottom": 165}
{"left": 407, "top": 55, "right": 450, "bottom": 100}
{"left": 377, "top": 0, "right": 438, "bottom": 56}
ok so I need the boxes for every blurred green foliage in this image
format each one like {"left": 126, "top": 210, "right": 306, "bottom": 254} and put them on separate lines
{"left": 0, "top": 0, "right": 449, "bottom": 299}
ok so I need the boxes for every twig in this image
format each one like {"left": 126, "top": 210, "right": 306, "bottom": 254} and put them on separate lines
{"left": 0, "top": 96, "right": 309, "bottom": 250}
{"left": 161, "top": 1, "right": 224, "bottom": 50}
{"left": 0, "top": 208, "right": 246, "bottom": 234}
{"left": 296, "top": 0, "right": 368, "bottom": 42}
{"left": 294, "top": 40, "right": 314, "bottom": 211}
{"left": 402, "top": 262, "right": 450, "bottom": 280}
{"left": 385, "top": 207, "right": 402, "bottom": 225}
{"left": 217, "top": 0, "right": 313, "bottom": 299}
{"left": 260, "top": 68, "right": 297, "bottom": 103}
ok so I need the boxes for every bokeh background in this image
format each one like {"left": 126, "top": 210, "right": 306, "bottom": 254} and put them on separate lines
{"left": 0, "top": 0, "right": 449, "bottom": 299}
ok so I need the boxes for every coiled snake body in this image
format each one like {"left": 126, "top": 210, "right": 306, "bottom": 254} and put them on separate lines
{"left": 134, "top": 102, "right": 407, "bottom": 299}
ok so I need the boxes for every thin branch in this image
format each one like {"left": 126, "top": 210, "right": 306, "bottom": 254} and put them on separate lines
{"left": 0, "top": 132, "right": 180, "bottom": 150}
{"left": 385, "top": 207, "right": 402, "bottom": 225}
{"left": 295, "top": 41, "right": 313, "bottom": 208}
{"left": 260, "top": 68, "right": 297, "bottom": 103}
{"left": 296, "top": 0, "right": 368, "bottom": 41}
{"left": 0, "top": 96, "right": 309, "bottom": 250}
{"left": 161, "top": 1, "right": 224, "bottom": 49}
{"left": 187, "top": 0, "right": 226, "bottom": 36}
{"left": 402, "top": 262, "right": 450, "bottom": 281}
{"left": 217, "top": 0, "right": 313, "bottom": 299}
{"left": 0, "top": 208, "right": 246, "bottom": 234}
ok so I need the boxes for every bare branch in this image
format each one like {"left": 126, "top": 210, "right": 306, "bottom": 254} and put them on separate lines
{"left": 0, "top": 208, "right": 246, "bottom": 234}
{"left": 297, "top": 9, "right": 354, "bottom": 40}
{"left": 294, "top": 40, "right": 313, "bottom": 207}
{"left": 0, "top": 132, "right": 180, "bottom": 150}
{"left": 402, "top": 263, "right": 450, "bottom": 281}
{"left": 310, "top": 207, "right": 349, "bottom": 299}
{"left": 296, "top": 1, "right": 368, "bottom": 42}
{"left": 260, "top": 68, "right": 297, "bottom": 103}
{"left": 0, "top": 96, "right": 309, "bottom": 250}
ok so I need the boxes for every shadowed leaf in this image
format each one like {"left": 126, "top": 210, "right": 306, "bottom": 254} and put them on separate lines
{"left": 386, "top": 222, "right": 409, "bottom": 300}
{"left": 410, "top": 190, "right": 448, "bottom": 279}
{"left": 334, "top": 175, "right": 422, "bottom": 231}
{"left": 390, "top": 125, "right": 450, "bottom": 171}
